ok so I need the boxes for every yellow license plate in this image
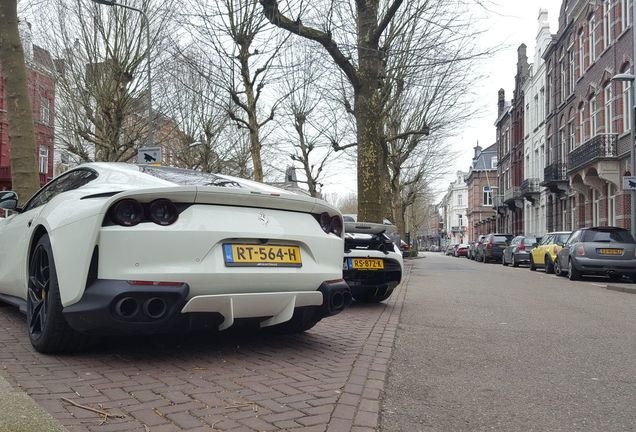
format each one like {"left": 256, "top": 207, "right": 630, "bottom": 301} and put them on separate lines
{"left": 223, "top": 244, "right": 302, "bottom": 267}
{"left": 350, "top": 258, "right": 384, "bottom": 270}
{"left": 598, "top": 248, "right": 623, "bottom": 255}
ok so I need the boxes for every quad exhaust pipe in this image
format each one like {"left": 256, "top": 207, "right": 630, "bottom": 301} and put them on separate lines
{"left": 113, "top": 296, "right": 168, "bottom": 320}
{"left": 319, "top": 281, "right": 352, "bottom": 317}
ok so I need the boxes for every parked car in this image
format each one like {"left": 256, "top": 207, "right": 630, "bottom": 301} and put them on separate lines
{"left": 478, "top": 233, "right": 513, "bottom": 263}
{"left": 343, "top": 222, "right": 403, "bottom": 302}
{"left": 529, "top": 231, "right": 571, "bottom": 273}
{"left": 469, "top": 236, "right": 486, "bottom": 260}
{"left": 555, "top": 227, "right": 636, "bottom": 281}
{"left": 0, "top": 163, "right": 351, "bottom": 353}
{"left": 502, "top": 235, "right": 539, "bottom": 267}
{"left": 454, "top": 244, "right": 469, "bottom": 257}
{"left": 445, "top": 244, "right": 458, "bottom": 255}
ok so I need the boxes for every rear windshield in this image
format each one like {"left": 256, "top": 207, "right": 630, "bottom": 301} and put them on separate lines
{"left": 139, "top": 166, "right": 241, "bottom": 187}
{"left": 582, "top": 229, "right": 635, "bottom": 243}
{"left": 494, "top": 235, "right": 513, "bottom": 243}
{"left": 522, "top": 238, "right": 537, "bottom": 245}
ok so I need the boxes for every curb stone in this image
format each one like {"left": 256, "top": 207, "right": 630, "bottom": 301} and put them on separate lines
{"left": 0, "top": 373, "right": 67, "bottom": 432}
{"left": 606, "top": 284, "right": 636, "bottom": 294}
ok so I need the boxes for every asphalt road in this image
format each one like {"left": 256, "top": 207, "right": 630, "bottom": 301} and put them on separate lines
{"left": 381, "top": 252, "right": 636, "bottom": 432}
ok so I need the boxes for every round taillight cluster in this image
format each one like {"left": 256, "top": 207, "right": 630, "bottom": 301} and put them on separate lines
{"left": 108, "top": 199, "right": 179, "bottom": 227}
{"left": 319, "top": 212, "right": 344, "bottom": 237}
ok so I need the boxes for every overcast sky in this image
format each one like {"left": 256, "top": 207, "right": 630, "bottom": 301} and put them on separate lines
{"left": 444, "top": 0, "right": 562, "bottom": 194}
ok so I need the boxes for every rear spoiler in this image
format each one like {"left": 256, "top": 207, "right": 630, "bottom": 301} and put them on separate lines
{"left": 345, "top": 222, "right": 401, "bottom": 244}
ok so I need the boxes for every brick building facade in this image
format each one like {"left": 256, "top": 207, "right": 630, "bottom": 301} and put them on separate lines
{"left": 544, "top": 0, "right": 633, "bottom": 233}
{"left": 0, "top": 25, "right": 55, "bottom": 190}
{"left": 466, "top": 143, "right": 497, "bottom": 240}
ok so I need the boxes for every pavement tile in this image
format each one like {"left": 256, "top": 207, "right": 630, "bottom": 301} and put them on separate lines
{"left": 0, "top": 262, "right": 413, "bottom": 432}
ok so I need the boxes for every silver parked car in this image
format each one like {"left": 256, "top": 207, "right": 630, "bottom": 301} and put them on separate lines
{"left": 502, "top": 235, "right": 539, "bottom": 267}
{"left": 555, "top": 227, "right": 636, "bottom": 281}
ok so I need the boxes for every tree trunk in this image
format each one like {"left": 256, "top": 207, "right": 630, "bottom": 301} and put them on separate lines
{"left": 0, "top": 1, "right": 41, "bottom": 204}
{"left": 355, "top": 1, "right": 384, "bottom": 223}
{"left": 240, "top": 47, "right": 263, "bottom": 182}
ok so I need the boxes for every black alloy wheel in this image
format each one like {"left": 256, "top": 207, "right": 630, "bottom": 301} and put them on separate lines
{"left": 27, "top": 243, "right": 50, "bottom": 341}
{"left": 26, "top": 234, "right": 89, "bottom": 353}
{"left": 555, "top": 257, "right": 564, "bottom": 276}
{"left": 529, "top": 255, "right": 536, "bottom": 271}
{"left": 568, "top": 259, "right": 581, "bottom": 281}
{"left": 512, "top": 254, "right": 519, "bottom": 267}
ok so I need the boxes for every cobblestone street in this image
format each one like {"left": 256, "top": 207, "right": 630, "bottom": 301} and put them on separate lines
{"left": 0, "top": 265, "right": 409, "bottom": 432}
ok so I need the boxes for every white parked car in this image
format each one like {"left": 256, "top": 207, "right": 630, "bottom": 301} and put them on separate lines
{"left": 0, "top": 163, "right": 351, "bottom": 353}
{"left": 342, "top": 220, "right": 403, "bottom": 302}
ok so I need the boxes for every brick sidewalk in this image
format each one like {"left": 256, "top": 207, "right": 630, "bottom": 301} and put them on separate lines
{"left": 0, "top": 264, "right": 410, "bottom": 432}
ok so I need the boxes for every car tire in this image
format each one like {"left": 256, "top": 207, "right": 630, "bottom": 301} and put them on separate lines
{"left": 545, "top": 255, "right": 555, "bottom": 274}
{"left": 512, "top": 254, "right": 519, "bottom": 267}
{"left": 502, "top": 255, "right": 508, "bottom": 266}
{"left": 568, "top": 259, "right": 581, "bottom": 281}
{"left": 555, "top": 258, "right": 564, "bottom": 277}
{"left": 353, "top": 288, "right": 394, "bottom": 303}
{"left": 608, "top": 274, "right": 623, "bottom": 282}
{"left": 27, "top": 234, "right": 90, "bottom": 354}
{"left": 269, "top": 307, "right": 320, "bottom": 334}
{"left": 529, "top": 255, "right": 536, "bottom": 271}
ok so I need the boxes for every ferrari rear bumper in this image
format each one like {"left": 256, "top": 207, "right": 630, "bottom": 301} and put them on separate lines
{"left": 62, "top": 279, "right": 350, "bottom": 335}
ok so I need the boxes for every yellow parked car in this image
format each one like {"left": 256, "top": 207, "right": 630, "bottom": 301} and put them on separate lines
{"left": 529, "top": 231, "right": 572, "bottom": 273}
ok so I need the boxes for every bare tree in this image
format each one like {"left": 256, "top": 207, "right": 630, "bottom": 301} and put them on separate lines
{"left": 0, "top": 1, "right": 40, "bottom": 202}
{"left": 261, "top": 0, "right": 490, "bottom": 222}
{"left": 37, "top": 0, "right": 175, "bottom": 163}
{"left": 183, "top": 0, "right": 288, "bottom": 182}
{"left": 274, "top": 44, "right": 344, "bottom": 197}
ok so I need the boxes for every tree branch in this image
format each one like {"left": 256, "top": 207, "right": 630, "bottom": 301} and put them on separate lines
{"left": 372, "top": 0, "right": 405, "bottom": 45}
{"left": 260, "top": 0, "right": 360, "bottom": 89}
{"left": 331, "top": 139, "right": 357, "bottom": 151}
{"left": 386, "top": 128, "right": 430, "bottom": 142}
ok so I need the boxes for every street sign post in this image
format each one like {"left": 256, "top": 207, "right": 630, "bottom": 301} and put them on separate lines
{"left": 624, "top": 176, "right": 636, "bottom": 191}
{"left": 137, "top": 147, "right": 162, "bottom": 165}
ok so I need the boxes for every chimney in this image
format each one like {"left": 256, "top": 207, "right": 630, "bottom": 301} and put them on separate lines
{"left": 498, "top": 89, "right": 505, "bottom": 115}
{"left": 517, "top": 43, "right": 529, "bottom": 82}
{"left": 538, "top": 9, "right": 549, "bottom": 29}
{"left": 18, "top": 19, "right": 33, "bottom": 61}
{"left": 474, "top": 143, "right": 482, "bottom": 160}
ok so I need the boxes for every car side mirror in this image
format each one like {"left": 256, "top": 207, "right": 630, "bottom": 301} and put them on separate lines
{"left": 0, "top": 191, "right": 18, "bottom": 210}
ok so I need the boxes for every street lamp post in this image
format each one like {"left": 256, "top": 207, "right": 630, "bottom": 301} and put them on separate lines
{"left": 91, "top": 0, "right": 153, "bottom": 147}
{"left": 611, "top": 71, "right": 636, "bottom": 239}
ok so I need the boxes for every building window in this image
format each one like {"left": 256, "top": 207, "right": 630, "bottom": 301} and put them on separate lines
{"left": 568, "top": 119, "right": 576, "bottom": 152}
{"left": 608, "top": 183, "right": 617, "bottom": 226}
{"left": 483, "top": 187, "right": 493, "bottom": 206}
{"left": 621, "top": 0, "right": 632, "bottom": 32}
{"left": 589, "top": 14, "right": 597, "bottom": 64}
{"left": 457, "top": 194, "right": 463, "bottom": 206}
{"left": 39, "top": 146, "right": 48, "bottom": 174}
{"left": 590, "top": 95, "right": 598, "bottom": 136}
{"left": 40, "top": 97, "right": 50, "bottom": 126}
{"left": 604, "top": 83, "right": 613, "bottom": 134}
{"left": 592, "top": 189, "right": 601, "bottom": 226}
{"left": 560, "top": 54, "right": 566, "bottom": 103}
{"left": 568, "top": 50, "right": 575, "bottom": 94}
{"left": 578, "top": 31, "right": 585, "bottom": 75}
{"left": 458, "top": 214, "right": 464, "bottom": 227}
{"left": 491, "top": 156, "right": 498, "bottom": 169}
{"left": 622, "top": 75, "right": 632, "bottom": 133}
{"left": 604, "top": 0, "right": 612, "bottom": 49}
{"left": 578, "top": 103, "right": 585, "bottom": 145}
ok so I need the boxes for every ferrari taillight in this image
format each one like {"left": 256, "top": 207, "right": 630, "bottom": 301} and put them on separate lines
{"left": 109, "top": 199, "right": 143, "bottom": 226}
{"left": 108, "top": 198, "right": 179, "bottom": 226}
{"left": 317, "top": 212, "right": 343, "bottom": 236}
{"left": 319, "top": 212, "right": 331, "bottom": 234}
{"left": 330, "top": 215, "right": 343, "bottom": 237}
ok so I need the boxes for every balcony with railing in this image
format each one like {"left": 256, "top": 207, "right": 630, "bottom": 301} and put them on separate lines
{"left": 503, "top": 186, "right": 522, "bottom": 204}
{"left": 543, "top": 162, "right": 567, "bottom": 184}
{"left": 568, "top": 133, "right": 618, "bottom": 172}
{"left": 520, "top": 178, "right": 541, "bottom": 195}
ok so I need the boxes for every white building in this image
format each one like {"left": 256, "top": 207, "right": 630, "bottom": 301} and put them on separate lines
{"left": 522, "top": 10, "right": 552, "bottom": 237}
{"left": 442, "top": 170, "right": 468, "bottom": 245}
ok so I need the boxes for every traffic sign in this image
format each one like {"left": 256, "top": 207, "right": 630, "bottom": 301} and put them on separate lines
{"left": 137, "top": 147, "right": 162, "bottom": 165}
{"left": 624, "top": 176, "right": 636, "bottom": 190}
